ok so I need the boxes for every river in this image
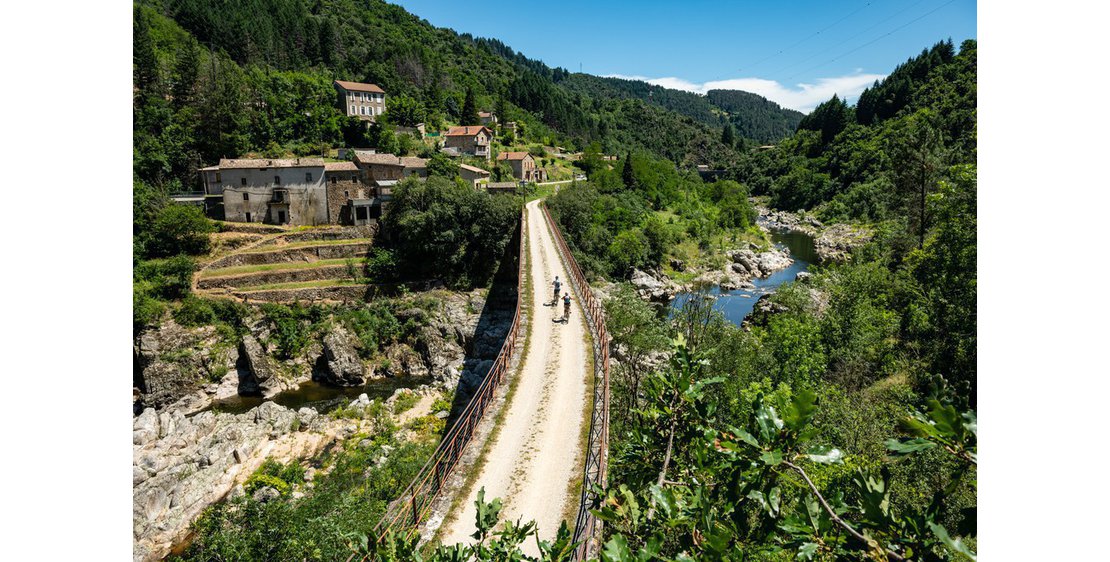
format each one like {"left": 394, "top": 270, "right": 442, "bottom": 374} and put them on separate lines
{"left": 669, "top": 228, "right": 818, "bottom": 325}
{"left": 199, "top": 376, "right": 423, "bottom": 416}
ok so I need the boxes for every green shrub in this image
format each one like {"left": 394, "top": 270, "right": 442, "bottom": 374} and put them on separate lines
{"left": 392, "top": 392, "right": 419, "bottom": 414}
{"left": 174, "top": 296, "right": 217, "bottom": 326}
{"left": 244, "top": 473, "right": 290, "bottom": 497}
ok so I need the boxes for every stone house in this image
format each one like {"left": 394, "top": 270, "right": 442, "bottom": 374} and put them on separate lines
{"left": 323, "top": 161, "right": 379, "bottom": 226}
{"left": 496, "top": 151, "right": 546, "bottom": 182}
{"left": 479, "top": 111, "right": 497, "bottom": 126}
{"left": 485, "top": 181, "right": 519, "bottom": 194}
{"left": 459, "top": 163, "right": 491, "bottom": 188}
{"left": 334, "top": 80, "right": 386, "bottom": 122}
{"left": 352, "top": 152, "right": 428, "bottom": 212}
{"left": 443, "top": 126, "right": 493, "bottom": 159}
{"left": 216, "top": 158, "right": 329, "bottom": 226}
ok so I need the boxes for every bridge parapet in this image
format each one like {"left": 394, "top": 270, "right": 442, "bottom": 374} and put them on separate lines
{"left": 541, "top": 202, "right": 611, "bottom": 561}
{"left": 371, "top": 210, "right": 526, "bottom": 546}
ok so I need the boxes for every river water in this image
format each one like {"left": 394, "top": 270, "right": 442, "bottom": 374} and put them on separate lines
{"left": 669, "top": 228, "right": 818, "bottom": 325}
{"left": 201, "top": 376, "right": 423, "bottom": 415}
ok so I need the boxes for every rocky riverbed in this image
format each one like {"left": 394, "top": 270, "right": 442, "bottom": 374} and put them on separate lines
{"left": 133, "top": 385, "right": 441, "bottom": 562}
{"left": 132, "top": 288, "right": 515, "bottom": 560}
{"left": 756, "top": 205, "right": 872, "bottom": 263}
{"left": 133, "top": 289, "right": 514, "bottom": 415}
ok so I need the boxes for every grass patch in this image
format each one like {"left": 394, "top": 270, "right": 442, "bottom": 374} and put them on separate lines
{"left": 200, "top": 258, "right": 354, "bottom": 278}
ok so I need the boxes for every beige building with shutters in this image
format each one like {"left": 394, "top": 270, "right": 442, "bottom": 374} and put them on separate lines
{"left": 334, "top": 80, "right": 386, "bottom": 122}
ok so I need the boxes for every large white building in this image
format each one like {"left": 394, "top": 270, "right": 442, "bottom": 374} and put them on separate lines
{"left": 334, "top": 80, "right": 386, "bottom": 121}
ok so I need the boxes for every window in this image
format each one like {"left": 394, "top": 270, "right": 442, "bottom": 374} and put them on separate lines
{"left": 331, "top": 176, "right": 337, "bottom": 184}
{"left": 277, "top": 210, "right": 287, "bottom": 224}
{"left": 215, "top": 172, "right": 221, "bottom": 182}
{"left": 350, "top": 105, "right": 356, "bottom": 114}
{"left": 344, "top": 190, "right": 349, "bottom": 197}
{"left": 241, "top": 177, "right": 247, "bottom": 186}
{"left": 242, "top": 193, "right": 249, "bottom": 202}
{"left": 245, "top": 212, "right": 252, "bottom": 222}
{"left": 305, "top": 172, "right": 312, "bottom": 182}
{"left": 351, "top": 174, "right": 358, "bottom": 182}
{"left": 274, "top": 176, "right": 281, "bottom": 185}
{"left": 356, "top": 206, "right": 368, "bottom": 220}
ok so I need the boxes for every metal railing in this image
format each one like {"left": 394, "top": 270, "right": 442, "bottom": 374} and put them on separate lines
{"left": 541, "top": 203, "right": 611, "bottom": 561}
{"left": 370, "top": 210, "right": 526, "bottom": 547}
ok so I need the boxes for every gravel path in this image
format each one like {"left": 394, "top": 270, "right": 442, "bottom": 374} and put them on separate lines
{"left": 437, "top": 199, "right": 590, "bottom": 554}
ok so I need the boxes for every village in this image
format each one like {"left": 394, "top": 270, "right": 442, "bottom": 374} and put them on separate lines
{"left": 176, "top": 80, "right": 571, "bottom": 227}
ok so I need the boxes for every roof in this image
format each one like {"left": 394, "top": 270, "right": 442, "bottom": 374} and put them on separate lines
{"left": 459, "top": 164, "right": 490, "bottom": 175}
{"left": 217, "top": 158, "right": 324, "bottom": 169}
{"left": 486, "top": 182, "right": 518, "bottom": 189}
{"left": 324, "top": 161, "right": 359, "bottom": 171}
{"left": 399, "top": 156, "right": 428, "bottom": 168}
{"left": 334, "top": 80, "right": 385, "bottom": 94}
{"left": 445, "top": 126, "right": 492, "bottom": 137}
{"left": 497, "top": 151, "right": 532, "bottom": 161}
{"left": 375, "top": 180, "right": 399, "bottom": 187}
{"left": 354, "top": 152, "right": 404, "bottom": 166}
{"left": 198, "top": 165, "right": 219, "bottom": 172}
{"left": 479, "top": 111, "right": 493, "bottom": 117}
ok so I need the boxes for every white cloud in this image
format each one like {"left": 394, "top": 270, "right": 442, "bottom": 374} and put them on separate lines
{"left": 602, "top": 72, "right": 887, "bottom": 113}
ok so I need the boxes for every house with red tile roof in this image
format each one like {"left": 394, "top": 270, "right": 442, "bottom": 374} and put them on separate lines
{"left": 496, "top": 151, "right": 546, "bottom": 182}
{"left": 443, "top": 126, "right": 493, "bottom": 159}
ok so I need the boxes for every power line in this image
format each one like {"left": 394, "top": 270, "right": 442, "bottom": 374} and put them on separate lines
{"left": 783, "top": 0, "right": 960, "bottom": 83}
{"left": 772, "top": 0, "right": 931, "bottom": 78}
{"left": 737, "top": 1, "right": 874, "bottom": 75}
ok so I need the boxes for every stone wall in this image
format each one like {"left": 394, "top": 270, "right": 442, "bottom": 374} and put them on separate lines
{"left": 198, "top": 265, "right": 353, "bottom": 290}
{"left": 206, "top": 242, "right": 371, "bottom": 269}
{"left": 325, "top": 178, "right": 370, "bottom": 225}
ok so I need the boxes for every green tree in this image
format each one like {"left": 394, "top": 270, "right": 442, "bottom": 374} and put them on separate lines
{"left": 608, "top": 228, "right": 649, "bottom": 276}
{"left": 133, "top": 6, "right": 160, "bottom": 96}
{"left": 385, "top": 94, "right": 426, "bottom": 127}
{"left": 721, "top": 122, "right": 736, "bottom": 147}
{"left": 461, "top": 87, "right": 479, "bottom": 125}
{"left": 426, "top": 152, "right": 459, "bottom": 179}
{"left": 891, "top": 109, "right": 945, "bottom": 248}
{"left": 621, "top": 151, "right": 637, "bottom": 190}
{"left": 146, "top": 204, "right": 215, "bottom": 258}
{"left": 172, "top": 38, "right": 201, "bottom": 109}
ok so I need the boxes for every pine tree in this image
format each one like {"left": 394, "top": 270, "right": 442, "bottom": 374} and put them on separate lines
{"left": 461, "top": 87, "right": 479, "bottom": 125}
{"left": 622, "top": 151, "right": 637, "bottom": 189}
{"left": 172, "top": 38, "right": 200, "bottom": 109}
{"left": 721, "top": 123, "right": 736, "bottom": 147}
{"left": 133, "top": 6, "right": 160, "bottom": 96}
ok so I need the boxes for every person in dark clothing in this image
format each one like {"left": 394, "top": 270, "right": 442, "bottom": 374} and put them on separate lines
{"left": 562, "top": 292, "right": 571, "bottom": 322}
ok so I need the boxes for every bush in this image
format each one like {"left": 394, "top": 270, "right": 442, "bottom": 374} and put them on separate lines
{"left": 146, "top": 204, "right": 215, "bottom": 258}
{"left": 173, "top": 295, "right": 217, "bottom": 327}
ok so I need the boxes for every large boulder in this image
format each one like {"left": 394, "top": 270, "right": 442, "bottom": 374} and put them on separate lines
{"left": 237, "top": 333, "right": 279, "bottom": 395}
{"left": 320, "top": 327, "right": 366, "bottom": 386}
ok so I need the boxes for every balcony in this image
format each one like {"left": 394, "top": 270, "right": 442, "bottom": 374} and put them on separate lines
{"left": 270, "top": 189, "right": 290, "bottom": 204}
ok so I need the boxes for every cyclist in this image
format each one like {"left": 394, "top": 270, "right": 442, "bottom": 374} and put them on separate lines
{"left": 552, "top": 276, "right": 561, "bottom": 306}
{"left": 562, "top": 292, "right": 572, "bottom": 322}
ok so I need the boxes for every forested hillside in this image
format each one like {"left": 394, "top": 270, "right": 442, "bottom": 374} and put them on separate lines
{"left": 133, "top": 0, "right": 781, "bottom": 198}
{"left": 559, "top": 74, "right": 805, "bottom": 143}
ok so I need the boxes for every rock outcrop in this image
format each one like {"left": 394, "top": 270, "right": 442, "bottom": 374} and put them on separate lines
{"left": 132, "top": 401, "right": 340, "bottom": 562}
{"left": 319, "top": 327, "right": 366, "bottom": 386}
{"left": 630, "top": 268, "right": 678, "bottom": 302}
{"left": 134, "top": 321, "right": 237, "bottom": 410}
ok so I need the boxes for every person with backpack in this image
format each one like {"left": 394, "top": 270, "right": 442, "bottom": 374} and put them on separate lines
{"left": 552, "top": 276, "right": 561, "bottom": 306}
{"left": 562, "top": 292, "right": 572, "bottom": 322}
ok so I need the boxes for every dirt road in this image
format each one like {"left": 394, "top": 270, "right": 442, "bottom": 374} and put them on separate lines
{"left": 437, "top": 199, "right": 590, "bottom": 554}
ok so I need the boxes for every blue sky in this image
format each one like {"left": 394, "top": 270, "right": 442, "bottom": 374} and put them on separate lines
{"left": 391, "top": 0, "right": 977, "bottom": 112}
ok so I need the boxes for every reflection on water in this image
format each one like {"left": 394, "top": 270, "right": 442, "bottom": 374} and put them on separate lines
{"left": 669, "top": 229, "right": 815, "bottom": 325}
{"left": 203, "top": 377, "right": 423, "bottom": 415}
